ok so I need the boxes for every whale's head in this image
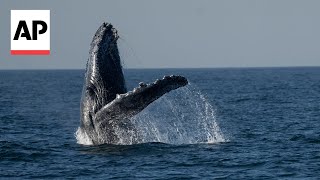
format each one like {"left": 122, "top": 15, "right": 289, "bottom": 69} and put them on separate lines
{"left": 81, "top": 23, "right": 127, "bottom": 130}
{"left": 83, "top": 23, "right": 127, "bottom": 113}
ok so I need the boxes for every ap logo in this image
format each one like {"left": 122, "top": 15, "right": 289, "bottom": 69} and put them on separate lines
{"left": 11, "top": 10, "right": 50, "bottom": 55}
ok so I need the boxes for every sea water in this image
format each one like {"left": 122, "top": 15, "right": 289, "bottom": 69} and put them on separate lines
{"left": 1, "top": 68, "right": 320, "bottom": 179}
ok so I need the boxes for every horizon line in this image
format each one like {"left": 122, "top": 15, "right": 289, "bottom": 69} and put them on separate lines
{"left": 0, "top": 65, "right": 320, "bottom": 71}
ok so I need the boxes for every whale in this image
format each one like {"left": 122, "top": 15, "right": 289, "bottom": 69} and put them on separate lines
{"left": 80, "top": 23, "right": 188, "bottom": 145}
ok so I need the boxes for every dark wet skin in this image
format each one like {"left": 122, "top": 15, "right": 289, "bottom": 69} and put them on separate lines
{"left": 80, "top": 23, "right": 188, "bottom": 145}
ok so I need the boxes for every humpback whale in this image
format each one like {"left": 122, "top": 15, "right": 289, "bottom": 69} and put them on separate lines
{"left": 80, "top": 23, "right": 188, "bottom": 145}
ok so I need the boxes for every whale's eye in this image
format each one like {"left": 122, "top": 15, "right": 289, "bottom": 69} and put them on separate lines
{"left": 86, "top": 87, "right": 95, "bottom": 96}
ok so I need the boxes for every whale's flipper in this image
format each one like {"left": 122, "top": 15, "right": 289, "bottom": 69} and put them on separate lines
{"left": 95, "top": 75, "right": 188, "bottom": 123}
{"left": 81, "top": 22, "right": 188, "bottom": 144}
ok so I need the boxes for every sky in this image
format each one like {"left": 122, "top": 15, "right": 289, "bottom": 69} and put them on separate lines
{"left": 1, "top": 0, "right": 320, "bottom": 69}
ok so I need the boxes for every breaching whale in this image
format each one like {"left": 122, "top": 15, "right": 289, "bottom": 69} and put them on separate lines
{"left": 80, "top": 23, "right": 188, "bottom": 145}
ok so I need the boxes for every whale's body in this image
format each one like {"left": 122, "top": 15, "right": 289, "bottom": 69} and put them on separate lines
{"left": 80, "top": 23, "right": 188, "bottom": 145}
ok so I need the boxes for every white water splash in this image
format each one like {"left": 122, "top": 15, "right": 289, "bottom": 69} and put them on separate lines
{"left": 75, "top": 127, "right": 93, "bottom": 145}
{"left": 76, "top": 84, "right": 227, "bottom": 145}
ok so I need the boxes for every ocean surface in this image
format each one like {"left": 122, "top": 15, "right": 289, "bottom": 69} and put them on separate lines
{"left": 0, "top": 67, "right": 320, "bottom": 179}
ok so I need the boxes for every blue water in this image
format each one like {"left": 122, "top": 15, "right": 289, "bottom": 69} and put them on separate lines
{"left": 1, "top": 68, "right": 320, "bottom": 179}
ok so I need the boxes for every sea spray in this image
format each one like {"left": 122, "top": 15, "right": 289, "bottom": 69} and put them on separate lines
{"left": 75, "top": 127, "right": 93, "bottom": 145}
{"left": 128, "top": 84, "right": 227, "bottom": 144}
{"left": 76, "top": 84, "right": 227, "bottom": 145}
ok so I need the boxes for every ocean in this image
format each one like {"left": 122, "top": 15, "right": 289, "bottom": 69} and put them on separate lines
{"left": 0, "top": 67, "right": 319, "bottom": 179}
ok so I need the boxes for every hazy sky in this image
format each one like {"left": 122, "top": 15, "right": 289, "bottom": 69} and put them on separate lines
{"left": 1, "top": 0, "right": 320, "bottom": 69}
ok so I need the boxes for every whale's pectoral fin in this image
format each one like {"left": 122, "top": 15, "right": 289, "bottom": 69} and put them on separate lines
{"left": 94, "top": 75, "right": 188, "bottom": 122}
